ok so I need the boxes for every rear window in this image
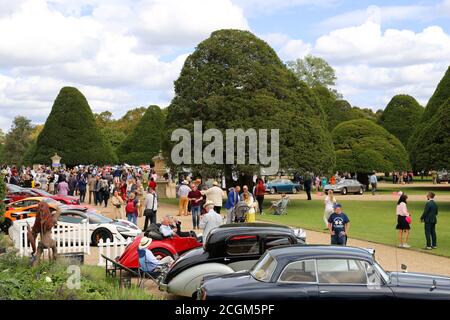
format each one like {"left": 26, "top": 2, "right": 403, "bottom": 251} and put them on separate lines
{"left": 225, "top": 235, "right": 260, "bottom": 256}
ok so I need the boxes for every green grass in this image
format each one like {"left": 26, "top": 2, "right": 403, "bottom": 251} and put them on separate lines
{"left": 257, "top": 200, "right": 450, "bottom": 258}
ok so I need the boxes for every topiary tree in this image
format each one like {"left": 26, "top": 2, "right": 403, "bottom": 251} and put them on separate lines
{"left": 409, "top": 66, "right": 450, "bottom": 170}
{"left": 33, "top": 87, "right": 117, "bottom": 166}
{"left": 412, "top": 99, "right": 450, "bottom": 171}
{"left": 163, "top": 29, "right": 335, "bottom": 184}
{"left": 117, "top": 105, "right": 165, "bottom": 164}
{"left": 332, "top": 119, "right": 411, "bottom": 185}
{"left": 379, "top": 94, "right": 424, "bottom": 148}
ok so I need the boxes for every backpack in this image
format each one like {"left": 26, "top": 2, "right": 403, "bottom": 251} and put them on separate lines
{"left": 125, "top": 200, "right": 136, "bottom": 214}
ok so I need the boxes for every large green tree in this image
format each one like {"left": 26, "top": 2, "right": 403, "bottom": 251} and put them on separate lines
{"left": 332, "top": 119, "right": 410, "bottom": 174}
{"left": 2, "top": 116, "right": 34, "bottom": 166}
{"left": 378, "top": 94, "right": 424, "bottom": 147}
{"left": 412, "top": 99, "right": 450, "bottom": 171}
{"left": 163, "top": 29, "right": 335, "bottom": 182}
{"left": 409, "top": 66, "right": 450, "bottom": 170}
{"left": 117, "top": 105, "right": 165, "bottom": 164}
{"left": 287, "top": 55, "right": 341, "bottom": 98}
{"left": 33, "top": 87, "right": 117, "bottom": 166}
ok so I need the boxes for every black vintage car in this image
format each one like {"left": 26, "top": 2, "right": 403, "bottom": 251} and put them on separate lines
{"left": 198, "top": 245, "right": 450, "bottom": 300}
{"left": 159, "top": 223, "right": 306, "bottom": 298}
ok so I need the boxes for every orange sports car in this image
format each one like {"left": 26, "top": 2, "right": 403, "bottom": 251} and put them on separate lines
{"left": 0, "top": 197, "right": 61, "bottom": 233}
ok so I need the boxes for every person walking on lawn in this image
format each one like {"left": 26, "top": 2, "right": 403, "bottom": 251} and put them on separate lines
{"left": 328, "top": 203, "right": 350, "bottom": 246}
{"left": 225, "top": 186, "right": 240, "bottom": 224}
{"left": 420, "top": 192, "right": 438, "bottom": 250}
{"left": 396, "top": 194, "right": 411, "bottom": 248}
{"left": 323, "top": 190, "right": 337, "bottom": 229}
{"left": 370, "top": 172, "right": 378, "bottom": 195}
{"left": 255, "top": 178, "right": 266, "bottom": 214}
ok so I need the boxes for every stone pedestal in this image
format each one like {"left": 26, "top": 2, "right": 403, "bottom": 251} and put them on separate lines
{"left": 155, "top": 180, "right": 176, "bottom": 199}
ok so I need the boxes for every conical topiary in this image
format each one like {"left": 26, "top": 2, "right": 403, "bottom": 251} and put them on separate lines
{"left": 33, "top": 87, "right": 117, "bottom": 166}
{"left": 116, "top": 105, "right": 165, "bottom": 164}
{"left": 379, "top": 94, "right": 423, "bottom": 147}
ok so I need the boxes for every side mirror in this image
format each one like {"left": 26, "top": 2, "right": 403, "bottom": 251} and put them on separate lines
{"left": 401, "top": 264, "right": 408, "bottom": 273}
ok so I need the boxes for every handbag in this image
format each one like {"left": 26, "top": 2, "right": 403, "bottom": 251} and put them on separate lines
{"left": 405, "top": 215, "right": 412, "bottom": 224}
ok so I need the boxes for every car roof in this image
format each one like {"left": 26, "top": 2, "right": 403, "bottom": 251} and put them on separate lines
{"left": 267, "top": 245, "right": 374, "bottom": 262}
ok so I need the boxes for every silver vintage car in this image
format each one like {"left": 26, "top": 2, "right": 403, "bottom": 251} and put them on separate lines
{"left": 323, "top": 179, "right": 365, "bottom": 195}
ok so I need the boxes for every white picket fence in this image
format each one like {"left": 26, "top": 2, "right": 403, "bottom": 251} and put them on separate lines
{"left": 11, "top": 219, "right": 90, "bottom": 257}
{"left": 97, "top": 238, "right": 133, "bottom": 266}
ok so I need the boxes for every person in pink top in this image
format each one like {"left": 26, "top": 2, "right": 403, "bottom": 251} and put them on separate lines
{"left": 57, "top": 178, "right": 70, "bottom": 196}
{"left": 396, "top": 193, "right": 411, "bottom": 248}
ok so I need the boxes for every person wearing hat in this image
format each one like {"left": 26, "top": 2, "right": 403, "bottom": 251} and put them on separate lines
{"left": 327, "top": 203, "right": 350, "bottom": 246}
{"left": 201, "top": 181, "right": 224, "bottom": 214}
{"left": 199, "top": 200, "right": 223, "bottom": 243}
{"left": 177, "top": 180, "right": 191, "bottom": 216}
{"left": 137, "top": 237, "right": 174, "bottom": 273}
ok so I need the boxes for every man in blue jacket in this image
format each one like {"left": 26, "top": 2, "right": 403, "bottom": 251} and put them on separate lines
{"left": 225, "top": 186, "right": 241, "bottom": 224}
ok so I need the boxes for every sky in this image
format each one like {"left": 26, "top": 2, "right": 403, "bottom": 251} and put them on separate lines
{"left": 1, "top": 0, "right": 450, "bottom": 131}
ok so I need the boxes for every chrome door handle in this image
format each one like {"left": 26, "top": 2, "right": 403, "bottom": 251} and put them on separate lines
{"left": 320, "top": 290, "right": 330, "bottom": 294}
{"left": 224, "top": 258, "right": 230, "bottom": 262}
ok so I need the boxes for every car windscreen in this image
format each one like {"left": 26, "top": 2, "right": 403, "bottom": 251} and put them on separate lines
{"left": 33, "top": 189, "right": 52, "bottom": 197}
{"left": 250, "top": 252, "right": 277, "bottom": 282}
{"left": 86, "top": 211, "right": 113, "bottom": 224}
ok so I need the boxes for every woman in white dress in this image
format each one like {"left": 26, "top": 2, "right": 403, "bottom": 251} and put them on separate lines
{"left": 323, "top": 190, "right": 337, "bottom": 229}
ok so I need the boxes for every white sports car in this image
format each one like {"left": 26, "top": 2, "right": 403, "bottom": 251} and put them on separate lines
{"left": 9, "top": 208, "right": 141, "bottom": 246}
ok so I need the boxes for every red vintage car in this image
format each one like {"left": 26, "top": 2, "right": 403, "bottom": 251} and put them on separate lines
{"left": 118, "top": 233, "right": 202, "bottom": 269}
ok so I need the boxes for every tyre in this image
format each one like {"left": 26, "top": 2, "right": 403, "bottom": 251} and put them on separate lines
{"left": 0, "top": 218, "right": 12, "bottom": 234}
{"left": 270, "top": 187, "right": 276, "bottom": 195}
{"left": 91, "top": 228, "right": 113, "bottom": 246}
{"left": 151, "top": 248, "right": 174, "bottom": 259}
{"left": 292, "top": 187, "right": 298, "bottom": 194}
{"left": 359, "top": 187, "right": 364, "bottom": 195}
{"left": 341, "top": 188, "right": 348, "bottom": 195}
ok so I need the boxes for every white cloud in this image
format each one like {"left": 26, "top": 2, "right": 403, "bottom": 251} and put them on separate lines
{"left": 232, "top": 0, "right": 337, "bottom": 15}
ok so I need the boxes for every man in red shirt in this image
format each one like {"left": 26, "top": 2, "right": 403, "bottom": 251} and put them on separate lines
{"left": 148, "top": 177, "right": 157, "bottom": 190}
{"left": 188, "top": 183, "right": 203, "bottom": 229}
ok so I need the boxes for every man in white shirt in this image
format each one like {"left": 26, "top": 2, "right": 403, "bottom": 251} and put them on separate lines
{"left": 199, "top": 200, "right": 223, "bottom": 244}
{"left": 159, "top": 216, "right": 176, "bottom": 237}
{"left": 201, "top": 181, "right": 224, "bottom": 214}
{"left": 143, "top": 187, "right": 158, "bottom": 230}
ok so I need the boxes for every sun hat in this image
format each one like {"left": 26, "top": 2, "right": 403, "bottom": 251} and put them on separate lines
{"left": 182, "top": 180, "right": 188, "bottom": 185}
{"left": 212, "top": 181, "right": 219, "bottom": 186}
{"left": 333, "top": 203, "right": 342, "bottom": 209}
{"left": 139, "top": 236, "right": 152, "bottom": 249}
{"left": 203, "top": 200, "right": 215, "bottom": 208}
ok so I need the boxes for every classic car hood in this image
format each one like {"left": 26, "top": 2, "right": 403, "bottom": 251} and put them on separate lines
{"left": 389, "top": 272, "right": 450, "bottom": 288}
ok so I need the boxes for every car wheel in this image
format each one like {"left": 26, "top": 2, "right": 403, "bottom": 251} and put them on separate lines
{"left": 341, "top": 188, "right": 347, "bottom": 195}
{"left": 92, "top": 228, "right": 113, "bottom": 246}
{"left": 292, "top": 187, "right": 298, "bottom": 194}
{"left": 270, "top": 187, "right": 276, "bottom": 195}
{"left": 0, "top": 218, "right": 12, "bottom": 234}
{"left": 151, "top": 248, "right": 174, "bottom": 259}
{"left": 359, "top": 187, "right": 364, "bottom": 195}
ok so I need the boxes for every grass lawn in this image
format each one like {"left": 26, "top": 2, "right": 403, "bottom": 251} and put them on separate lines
{"left": 257, "top": 199, "right": 450, "bottom": 258}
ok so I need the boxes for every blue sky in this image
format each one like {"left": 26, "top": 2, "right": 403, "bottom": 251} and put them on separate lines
{"left": 1, "top": 0, "right": 450, "bottom": 131}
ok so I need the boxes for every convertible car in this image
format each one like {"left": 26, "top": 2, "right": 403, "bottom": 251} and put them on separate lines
{"left": 117, "top": 227, "right": 202, "bottom": 269}
{"left": 159, "top": 223, "right": 307, "bottom": 298}
{"left": 198, "top": 245, "right": 450, "bottom": 300}
{"left": 323, "top": 179, "right": 365, "bottom": 195}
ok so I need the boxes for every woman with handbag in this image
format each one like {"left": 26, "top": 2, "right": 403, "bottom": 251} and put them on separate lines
{"left": 111, "top": 189, "right": 124, "bottom": 220}
{"left": 396, "top": 193, "right": 411, "bottom": 248}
